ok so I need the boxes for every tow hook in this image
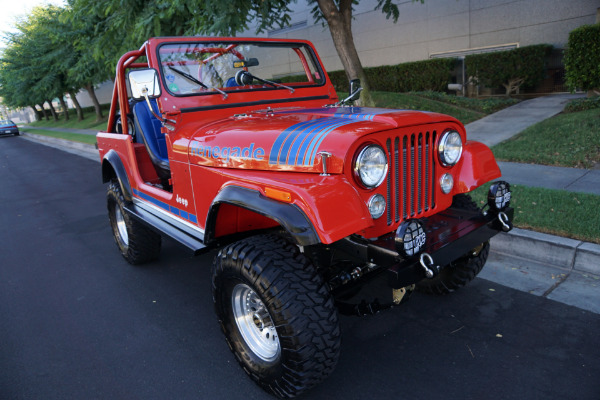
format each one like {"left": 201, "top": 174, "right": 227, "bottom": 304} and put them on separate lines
{"left": 419, "top": 253, "right": 440, "bottom": 278}
{"left": 498, "top": 211, "right": 512, "bottom": 232}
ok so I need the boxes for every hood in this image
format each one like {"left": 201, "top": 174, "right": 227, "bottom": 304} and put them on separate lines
{"left": 187, "top": 106, "right": 459, "bottom": 173}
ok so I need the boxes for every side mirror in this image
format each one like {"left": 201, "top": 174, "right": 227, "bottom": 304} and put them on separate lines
{"left": 128, "top": 68, "right": 161, "bottom": 100}
{"left": 339, "top": 79, "right": 363, "bottom": 105}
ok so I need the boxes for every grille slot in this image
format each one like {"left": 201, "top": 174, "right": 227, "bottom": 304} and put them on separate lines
{"left": 385, "top": 131, "right": 437, "bottom": 225}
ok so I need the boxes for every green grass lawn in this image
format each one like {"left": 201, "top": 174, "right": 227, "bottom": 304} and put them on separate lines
{"left": 22, "top": 128, "right": 97, "bottom": 145}
{"left": 339, "top": 91, "right": 488, "bottom": 124}
{"left": 470, "top": 184, "right": 600, "bottom": 244}
{"left": 337, "top": 91, "right": 519, "bottom": 124}
{"left": 28, "top": 112, "right": 108, "bottom": 131}
{"left": 492, "top": 108, "right": 600, "bottom": 168}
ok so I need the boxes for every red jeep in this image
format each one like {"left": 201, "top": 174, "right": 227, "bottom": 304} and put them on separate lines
{"left": 97, "top": 37, "right": 513, "bottom": 398}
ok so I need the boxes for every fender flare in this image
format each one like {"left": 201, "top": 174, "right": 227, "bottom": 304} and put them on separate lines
{"left": 455, "top": 141, "right": 502, "bottom": 194}
{"left": 205, "top": 186, "right": 320, "bottom": 247}
{"left": 102, "top": 149, "right": 133, "bottom": 202}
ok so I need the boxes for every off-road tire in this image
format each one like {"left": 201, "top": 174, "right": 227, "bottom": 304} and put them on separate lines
{"left": 107, "top": 180, "right": 161, "bottom": 264}
{"left": 212, "top": 234, "right": 341, "bottom": 399}
{"left": 417, "top": 194, "right": 489, "bottom": 295}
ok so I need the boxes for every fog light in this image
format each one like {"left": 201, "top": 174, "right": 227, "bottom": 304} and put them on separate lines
{"left": 395, "top": 219, "right": 427, "bottom": 257}
{"left": 440, "top": 173, "right": 454, "bottom": 194}
{"left": 367, "top": 194, "right": 386, "bottom": 219}
{"left": 488, "top": 181, "right": 511, "bottom": 210}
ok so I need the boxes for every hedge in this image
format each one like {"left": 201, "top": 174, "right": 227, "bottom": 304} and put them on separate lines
{"left": 327, "top": 58, "right": 456, "bottom": 93}
{"left": 565, "top": 23, "right": 600, "bottom": 92}
{"left": 466, "top": 44, "right": 553, "bottom": 96}
{"left": 564, "top": 96, "right": 600, "bottom": 113}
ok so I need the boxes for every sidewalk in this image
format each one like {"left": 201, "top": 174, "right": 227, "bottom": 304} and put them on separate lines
{"left": 464, "top": 93, "right": 599, "bottom": 314}
{"left": 465, "top": 93, "right": 583, "bottom": 147}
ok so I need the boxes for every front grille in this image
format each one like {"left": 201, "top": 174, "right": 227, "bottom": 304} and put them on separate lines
{"left": 385, "top": 131, "right": 437, "bottom": 225}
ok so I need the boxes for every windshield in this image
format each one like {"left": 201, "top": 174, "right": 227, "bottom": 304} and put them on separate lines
{"left": 157, "top": 41, "right": 324, "bottom": 96}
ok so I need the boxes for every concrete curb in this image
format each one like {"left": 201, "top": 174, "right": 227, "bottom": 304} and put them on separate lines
{"left": 490, "top": 228, "right": 600, "bottom": 275}
{"left": 21, "top": 131, "right": 99, "bottom": 162}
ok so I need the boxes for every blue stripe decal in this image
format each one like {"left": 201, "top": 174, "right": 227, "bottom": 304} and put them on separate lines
{"left": 277, "top": 118, "right": 331, "bottom": 164}
{"left": 304, "top": 120, "right": 355, "bottom": 166}
{"left": 269, "top": 119, "right": 317, "bottom": 164}
{"left": 271, "top": 117, "right": 355, "bottom": 166}
{"left": 270, "top": 108, "right": 404, "bottom": 167}
{"left": 132, "top": 188, "right": 197, "bottom": 225}
{"left": 288, "top": 118, "right": 341, "bottom": 166}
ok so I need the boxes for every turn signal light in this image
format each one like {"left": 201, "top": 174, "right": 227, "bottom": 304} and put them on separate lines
{"left": 264, "top": 187, "right": 292, "bottom": 203}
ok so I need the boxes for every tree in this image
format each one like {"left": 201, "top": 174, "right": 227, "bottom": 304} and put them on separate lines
{"left": 308, "top": 0, "right": 423, "bottom": 105}
{"left": 0, "top": 6, "right": 82, "bottom": 122}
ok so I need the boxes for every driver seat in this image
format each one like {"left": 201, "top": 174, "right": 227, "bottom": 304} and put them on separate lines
{"left": 132, "top": 99, "right": 171, "bottom": 181}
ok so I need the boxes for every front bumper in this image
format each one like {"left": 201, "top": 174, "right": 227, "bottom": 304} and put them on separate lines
{"left": 331, "top": 205, "right": 514, "bottom": 296}
{"left": 0, "top": 128, "right": 19, "bottom": 136}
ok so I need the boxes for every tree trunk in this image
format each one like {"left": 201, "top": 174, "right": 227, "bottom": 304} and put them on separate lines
{"left": 37, "top": 103, "right": 49, "bottom": 121}
{"left": 85, "top": 84, "right": 104, "bottom": 121}
{"left": 317, "top": 0, "right": 375, "bottom": 107}
{"left": 58, "top": 96, "right": 70, "bottom": 121}
{"left": 46, "top": 100, "right": 58, "bottom": 121}
{"left": 32, "top": 105, "right": 42, "bottom": 121}
{"left": 68, "top": 90, "right": 85, "bottom": 121}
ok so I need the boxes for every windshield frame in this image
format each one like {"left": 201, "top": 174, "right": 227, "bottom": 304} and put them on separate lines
{"left": 155, "top": 40, "right": 327, "bottom": 98}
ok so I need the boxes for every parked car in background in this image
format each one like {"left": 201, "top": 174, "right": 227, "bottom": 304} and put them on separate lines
{"left": 0, "top": 120, "right": 20, "bottom": 136}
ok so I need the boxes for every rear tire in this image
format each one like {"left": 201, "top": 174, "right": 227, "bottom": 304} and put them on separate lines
{"left": 417, "top": 194, "right": 489, "bottom": 295}
{"left": 212, "top": 234, "right": 340, "bottom": 398}
{"left": 107, "top": 180, "right": 161, "bottom": 264}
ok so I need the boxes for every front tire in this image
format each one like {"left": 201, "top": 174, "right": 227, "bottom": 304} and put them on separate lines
{"left": 212, "top": 234, "right": 340, "bottom": 398}
{"left": 107, "top": 180, "right": 161, "bottom": 264}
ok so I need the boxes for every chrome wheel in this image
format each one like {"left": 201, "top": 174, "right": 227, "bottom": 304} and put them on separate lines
{"left": 231, "top": 283, "right": 280, "bottom": 362}
{"left": 114, "top": 207, "right": 129, "bottom": 246}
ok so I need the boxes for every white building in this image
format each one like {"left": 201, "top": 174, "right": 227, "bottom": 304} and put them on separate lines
{"left": 260, "top": 0, "right": 598, "bottom": 72}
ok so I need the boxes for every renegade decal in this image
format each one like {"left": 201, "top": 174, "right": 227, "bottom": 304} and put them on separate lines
{"left": 269, "top": 117, "right": 355, "bottom": 166}
{"left": 190, "top": 141, "right": 265, "bottom": 162}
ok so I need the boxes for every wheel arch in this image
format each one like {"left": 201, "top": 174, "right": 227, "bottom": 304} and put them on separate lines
{"left": 204, "top": 185, "right": 321, "bottom": 247}
{"left": 102, "top": 149, "right": 133, "bottom": 202}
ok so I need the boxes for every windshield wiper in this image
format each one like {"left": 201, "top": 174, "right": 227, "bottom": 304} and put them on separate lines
{"left": 236, "top": 71, "right": 294, "bottom": 94}
{"left": 168, "top": 66, "right": 228, "bottom": 99}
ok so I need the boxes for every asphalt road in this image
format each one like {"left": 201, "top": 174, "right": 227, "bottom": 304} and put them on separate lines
{"left": 1, "top": 136, "right": 599, "bottom": 400}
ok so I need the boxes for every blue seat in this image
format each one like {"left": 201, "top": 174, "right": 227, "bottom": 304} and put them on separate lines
{"left": 133, "top": 99, "right": 170, "bottom": 180}
{"left": 225, "top": 77, "right": 238, "bottom": 87}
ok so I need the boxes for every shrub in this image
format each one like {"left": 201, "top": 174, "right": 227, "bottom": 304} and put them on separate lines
{"left": 466, "top": 44, "right": 553, "bottom": 96}
{"left": 328, "top": 58, "right": 455, "bottom": 93}
{"left": 564, "top": 96, "right": 600, "bottom": 113}
{"left": 565, "top": 23, "right": 600, "bottom": 93}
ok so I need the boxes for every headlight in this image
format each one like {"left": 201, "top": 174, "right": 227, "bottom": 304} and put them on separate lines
{"left": 440, "top": 173, "right": 454, "bottom": 194}
{"left": 354, "top": 144, "right": 388, "bottom": 188}
{"left": 367, "top": 194, "right": 386, "bottom": 219}
{"left": 438, "top": 130, "right": 463, "bottom": 166}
